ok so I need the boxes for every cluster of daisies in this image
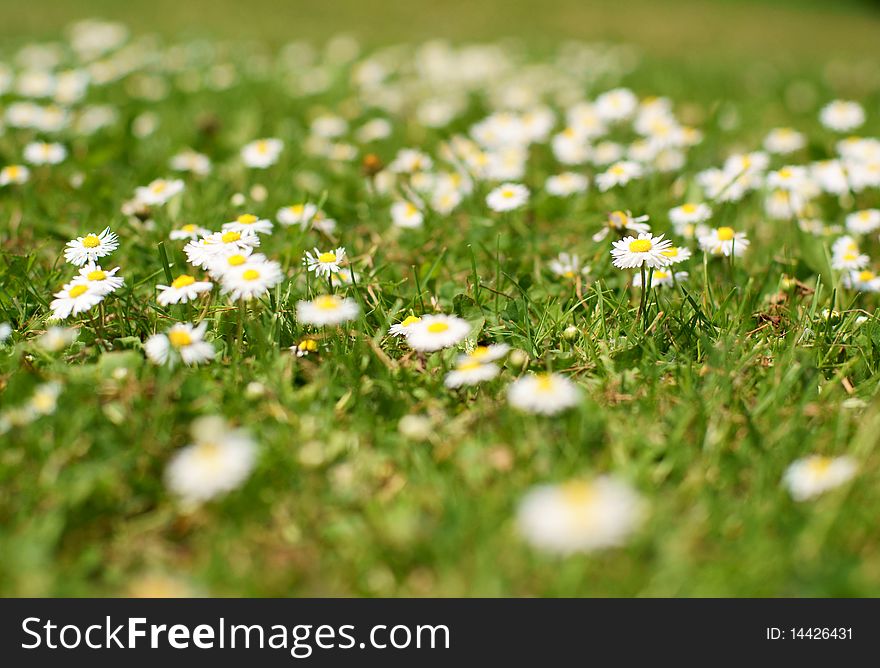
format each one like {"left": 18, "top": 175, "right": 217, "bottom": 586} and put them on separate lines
{"left": 0, "top": 21, "right": 874, "bottom": 558}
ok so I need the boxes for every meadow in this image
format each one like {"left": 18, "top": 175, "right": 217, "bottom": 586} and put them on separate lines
{"left": 2, "top": 2, "right": 880, "bottom": 597}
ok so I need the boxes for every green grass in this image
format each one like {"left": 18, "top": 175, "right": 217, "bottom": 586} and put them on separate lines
{"left": 2, "top": 5, "right": 880, "bottom": 596}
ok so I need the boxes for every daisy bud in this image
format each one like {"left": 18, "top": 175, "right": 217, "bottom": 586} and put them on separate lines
{"left": 507, "top": 349, "right": 529, "bottom": 369}
{"left": 230, "top": 192, "right": 246, "bottom": 206}
{"left": 563, "top": 325, "right": 579, "bottom": 340}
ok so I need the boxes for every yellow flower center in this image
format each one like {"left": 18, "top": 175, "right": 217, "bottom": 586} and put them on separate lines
{"left": 7, "top": 166, "right": 20, "bottom": 178}
{"left": 655, "top": 271, "right": 669, "bottom": 280}
{"left": 221, "top": 231, "right": 241, "bottom": 243}
{"left": 82, "top": 234, "right": 101, "bottom": 248}
{"left": 561, "top": 481, "right": 596, "bottom": 506}
{"left": 501, "top": 189, "right": 515, "bottom": 199}
{"left": 859, "top": 211, "right": 871, "bottom": 221}
{"left": 86, "top": 269, "right": 106, "bottom": 281}
{"left": 807, "top": 456, "right": 832, "bottom": 475}
{"left": 535, "top": 373, "right": 554, "bottom": 392}
{"left": 171, "top": 275, "right": 196, "bottom": 289}
{"left": 470, "top": 346, "right": 489, "bottom": 358}
{"left": 151, "top": 181, "right": 167, "bottom": 193}
{"left": 181, "top": 224, "right": 196, "bottom": 232}
{"left": 609, "top": 210, "right": 627, "bottom": 227}
{"left": 257, "top": 140, "right": 269, "bottom": 154}
{"left": 318, "top": 252, "right": 337, "bottom": 263}
{"left": 717, "top": 227, "right": 735, "bottom": 241}
{"left": 68, "top": 285, "right": 88, "bottom": 298}
{"left": 457, "top": 360, "right": 483, "bottom": 371}
{"left": 237, "top": 214, "right": 257, "bottom": 224}
{"left": 194, "top": 442, "right": 222, "bottom": 465}
{"left": 400, "top": 315, "right": 421, "bottom": 327}
{"left": 843, "top": 252, "right": 858, "bottom": 261}
{"left": 427, "top": 322, "right": 449, "bottom": 333}
{"left": 629, "top": 239, "right": 652, "bottom": 253}
{"left": 315, "top": 295, "right": 340, "bottom": 311}
{"left": 227, "top": 254, "right": 247, "bottom": 266}
{"left": 610, "top": 164, "right": 626, "bottom": 175}
{"left": 681, "top": 203, "right": 697, "bottom": 213}
{"left": 858, "top": 270, "right": 875, "bottom": 282}
{"left": 289, "top": 204, "right": 304, "bottom": 214}
{"left": 661, "top": 247, "right": 678, "bottom": 257}
{"left": 242, "top": 269, "right": 261, "bottom": 281}
{"left": 563, "top": 270, "right": 576, "bottom": 278}
{"left": 299, "top": 338, "right": 319, "bottom": 352}
{"left": 168, "top": 330, "right": 192, "bottom": 348}
{"left": 778, "top": 167, "right": 792, "bottom": 179}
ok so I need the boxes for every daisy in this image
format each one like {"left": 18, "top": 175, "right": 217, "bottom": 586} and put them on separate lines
{"left": 843, "top": 269, "right": 880, "bottom": 292}
{"left": 222, "top": 213, "right": 273, "bottom": 235}
{"left": 444, "top": 360, "right": 500, "bottom": 388}
{"left": 592, "top": 210, "right": 651, "bottom": 242}
{"left": 669, "top": 202, "right": 712, "bottom": 228}
{"left": 219, "top": 259, "right": 284, "bottom": 301}
{"left": 0, "top": 164, "right": 31, "bottom": 186}
{"left": 292, "top": 338, "right": 320, "bottom": 357}
{"left": 241, "top": 138, "right": 283, "bottom": 168}
{"left": 49, "top": 282, "right": 104, "bottom": 320}
{"left": 659, "top": 245, "right": 691, "bottom": 264}
{"left": 820, "top": 100, "right": 865, "bottom": 133}
{"left": 548, "top": 252, "right": 590, "bottom": 279}
{"left": 135, "top": 178, "right": 184, "bottom": 206}
{"left": 206, "top": 250, "right": 262, "bottom": 280}
{"left": 330, "top": 267, "right": 360, "bottom": 287}
{"left": 698, "top": 227, "right": 750, "bottom": 257}
{"left": 633, "top": 269, "right": 688, "bottom": 288}
{"left": 169, "top": 149, "right": 212, "bottom": 176}
{"left": 763, "top": 127, "right": 806, "bottom": 155}
{"left": 0, "top": 322, "right": 10, "bottom": 343}
{"left": 430, "top": 188, "right": 463, "bottom": 216}
{"left": 277, "top": 203, "right": 318, "bottom": 228}
{"left": 23, "top": 141, "right": 67, "bottom": 165}
{"left": 508, "top": 372, "right": 580, "bottom": 415}
{"left": 297, "top": 295, "right": 360, "bottom": 327}
{"left": 157, "top": 274, "right": 214, "bottom": 305}
{"left": 388, "top": 148, "right": 433, "bottom": 173}
{"left": 610, "top": 233, "right": 674, "bottom": 269}
{"left": 517, "top": 476, "right": 645, "bottom": 554}
{"left": 845, "top": 209, "right": 880, "bottom": 235}
{"left": 389, "top": 315, "right": 421, "bottom": 337}
{"left": 304, "top": 247, "right": 346, "bottom": 277}
{"left": 63, "top": 227, "right": 119, "bottom": 266}
{"left": 783, "top": 455, "right": 857, "bottom": 501}
{"left": 595, "top": 88, "right": 638, "bottom": 122}
{"left": 391, "top": 200, "right": 424, "bottom": 228}
{"left": 405, "top": 314, "right": 471, "bottom": 352}
{"left": 169, "top": 223, "right": 212, "bottom": 241}
{"left": 36, "top": 326, "right": 77, "bottom": 352}
{"left": 70, "top": 262, "right": 124, "bottom": 296}
{"left": 545, "top": 172, "right": 589, "bottom": 197}
{"left": 486, "top": 183, "right": 529, "bottom": 212}
{"left": 144, "top": 322, "right": 215, "bottom": 367}
{"left": 183, "top": 230, "right": 260, "bottom": 269}
{"left": 459, "top": 343, "right": 511, "bottom": 363}
{"left": 30, "top": 381, "right": 62, "bottom": 416}
{"left": 165, "top": 416, "right": 257, "bottom": 506}
{"left": 595, "top": 160, "right": 643, "bottom": 191}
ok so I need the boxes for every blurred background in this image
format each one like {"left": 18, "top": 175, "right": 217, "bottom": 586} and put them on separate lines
{"left": 2, "top": 0, "right": 879, "bottom": 65}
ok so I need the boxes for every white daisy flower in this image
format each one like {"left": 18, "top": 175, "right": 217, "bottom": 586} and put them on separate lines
{"left": 517, "top": 476, "right": 645, "bottom": 554}
{"left": 304, "top": 247, "right": 346, "bottom": 277}
{"left": 444, "top": 360, "right": 500, "bottom": 388}
{"left": 486, "top": 183, "right": 529, "bottom": 212}
{"left": 135, "top": 178, "right": 184, "bottom": 206}
{"left": 206, "top": 250, "right": 262, "bottom": 280}
{"left": 669, "top": 202, "right": 712, "bottom": 228}
{"left": 698, "top": 227, "right": 750, "bottom": 257}
{"left": 330, "top": 267, "right": 360, "bottom": 287}
{"left": 157, "top": 274, "right": 214, "bottom": 305}
{"left": 545, "top": 172, "right": 589, "bottom": 197}
{"left": 388, "top": 148, "right": 433, "bottom": 173}
{"left": 220, "top": 259, "right": 284, "bottom": 301}
{"left": 843, "top": 269, "right": 880, "bottom": 292}
{"left": 49, "top": 282, "right": 104, "bottom": 320}
{"left": 389, "top": 315, "right": 421, "bottom": 337}
{"left": 763, "top": 127, "right": 806, "bottom": 155}
{"left": 23, "top": 141, "right": 67, "bottom": 165}
{"left": 632, "top": 269, "right": 688, "bottom": 288}
{"left": 595, "top": 88, "right": 638, "bottom": 122}
{"left": 845, "top": 209, "right": 880, "bottom": 234}
{"left": 183, "top": 230, "right": 260, "bottom": 269}
{"left": 169, "top": 149, "right": 212, "bottom": 176}
{"left": 0, "top": 164, "right": 30, "bottom": 186}
{"left": 430, "top": 188, "right": 463, "bottom": 216}
{"left": 70, "top": 262, "right": 124, "bottom": 296}
{"left": 391, "top": 200, "right": 424, "bottom": 228}
{"left": 659, "top": 245, "right": 691, "bottom": 264}
{"left": 297, "top": 295, "right": 360, "bottom": 327}
{"left": 36, "top": 326, "right": 77, "bottom": 351}
{"left": 548, "top": 252, "right": 590, "bottom": 279}
{"left": 0, "top": 322, "right": 11, "bottom": 343}
{"left": 458, "top": 343, "right": 510, "bottom": 364}
{"left": 165, "top": 416, "right": 257, "bottom": 506}
{"left": 292, "top": 338, "right": 320, "bottom": 357}
{"left": 63, "top": 227, "right": 119, "bottom": 266}
{"left": 169, "top": 223, "right": 212, "bottom": 241}
{"left": 783, "top": 455, "right": 857, "bottom": 501}
{"left": 592, "top": 210, "right": 651, "bottom": 242}
{"left": 222, "top": 213, "right": 273, "bottom": 235}
{"left": 144, "top": 322, "right": 215, "bottom": 367}
{"left": 241, "top": 138, "right": 283, "bottom": 168}
{"left": 277, "top": 203, "right": 318, "bottom": 228}
{"left": 610, "top": 233, "right": 674, "bottom": 269}
{"left": 405, "top": 314, "right": 471, "bottom": 352}
{"left": 595, "top": 160, "right": 643, "bottom": 191}
{"left": 507, "top": 372, "right": 580, "bottom": 415}
{"left": 820, "top": 100, "right": 865, "bottom": 133}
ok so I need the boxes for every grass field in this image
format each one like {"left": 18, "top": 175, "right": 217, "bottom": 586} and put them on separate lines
{"left": 2, "top": 2, "right": 880, "bottom": 597}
